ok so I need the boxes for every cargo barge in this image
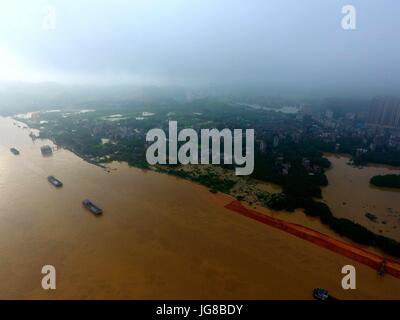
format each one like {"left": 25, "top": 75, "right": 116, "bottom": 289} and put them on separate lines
{"left": 82, "top": 199, "right": 103, "bottom": 215}
{"left": 47, "top": 176, "right": 63, "bottom": 188}
{"left": 10, "top": 148, "right": 20, "bottom": 155}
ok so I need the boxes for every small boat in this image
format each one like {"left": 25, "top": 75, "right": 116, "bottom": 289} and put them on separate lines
{"left": 82, "top": 199, "right": 103, "bottom": 215}
{"left": 41, "top": 145, "right": 53, "bottom": 156}
{"left": 10, "top": 148, "right": 20, "bottom": 155}
{"left": 313, "top": 288, "right": 330, "bottom": 301}
{"left": 47, "top": 176, "right": 63, "bottom": 188}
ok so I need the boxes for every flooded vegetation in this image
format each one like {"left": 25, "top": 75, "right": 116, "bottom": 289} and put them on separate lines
{"left": 323, "top": 154, "right": 400, "bottom": 242}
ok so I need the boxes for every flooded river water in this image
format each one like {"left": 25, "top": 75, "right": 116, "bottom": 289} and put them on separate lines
{"left": 323, "top": 154, "right": 400, "bottom": 242}
{"left": 0, "top": 117, "right": 399, "bottom": 299}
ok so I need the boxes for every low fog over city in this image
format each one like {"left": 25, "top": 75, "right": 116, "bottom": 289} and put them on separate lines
{"left": 1, "top": 0, "right": 400, "bottom": 109}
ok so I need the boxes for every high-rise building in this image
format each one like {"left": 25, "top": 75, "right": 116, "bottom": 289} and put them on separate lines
{"left": 368, "top": 97, "right": 400, "bottom": 128}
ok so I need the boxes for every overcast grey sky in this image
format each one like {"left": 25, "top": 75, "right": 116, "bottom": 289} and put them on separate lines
{"left": 0, "top": 0, "right": 399, "bottom": 96}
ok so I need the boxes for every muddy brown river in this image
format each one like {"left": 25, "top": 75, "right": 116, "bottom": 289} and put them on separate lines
{"left": 0, "top": 116, "right": 399, "bottom": 299}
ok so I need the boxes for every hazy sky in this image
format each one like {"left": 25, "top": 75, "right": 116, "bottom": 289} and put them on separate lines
{"left": 0, "top": 0, "right": 399, "bottom": 95}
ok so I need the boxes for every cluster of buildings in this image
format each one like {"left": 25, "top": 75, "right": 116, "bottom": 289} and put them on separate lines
{"left": 307, "top": 98, "right": 400, "bottom": 153}
{"left": 274, "top": 157, "right": 291, "bottom": 176}
{"left": 368, "top": 97, "right": 400, "bottom": 129}
{"left": 301, "top": 158, "right": 323, "bottom": 175}
{"left": 254, "top": 96, "right": 400, "bottom": 177}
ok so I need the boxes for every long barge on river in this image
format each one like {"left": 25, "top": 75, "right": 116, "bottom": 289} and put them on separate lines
{"left": 82, "top": 199, "right": 103, "bottom": 216}
{"left": 47, "top": 176, "right": 63, "bottom": 188}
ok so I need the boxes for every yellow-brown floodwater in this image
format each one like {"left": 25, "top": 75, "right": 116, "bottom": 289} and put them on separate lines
{"left": 323, "top": 154, "right": 400, "bottom": 242}
{"left": 0, "top": 117, "right": 400, "bottom": 299}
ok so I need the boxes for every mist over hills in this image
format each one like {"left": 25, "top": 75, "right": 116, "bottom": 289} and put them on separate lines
{"left": 1, "top": 1, "right": 400, "bottom": 111}
{"left": 0, "top": 80, "right": 378, "bottom": 116}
